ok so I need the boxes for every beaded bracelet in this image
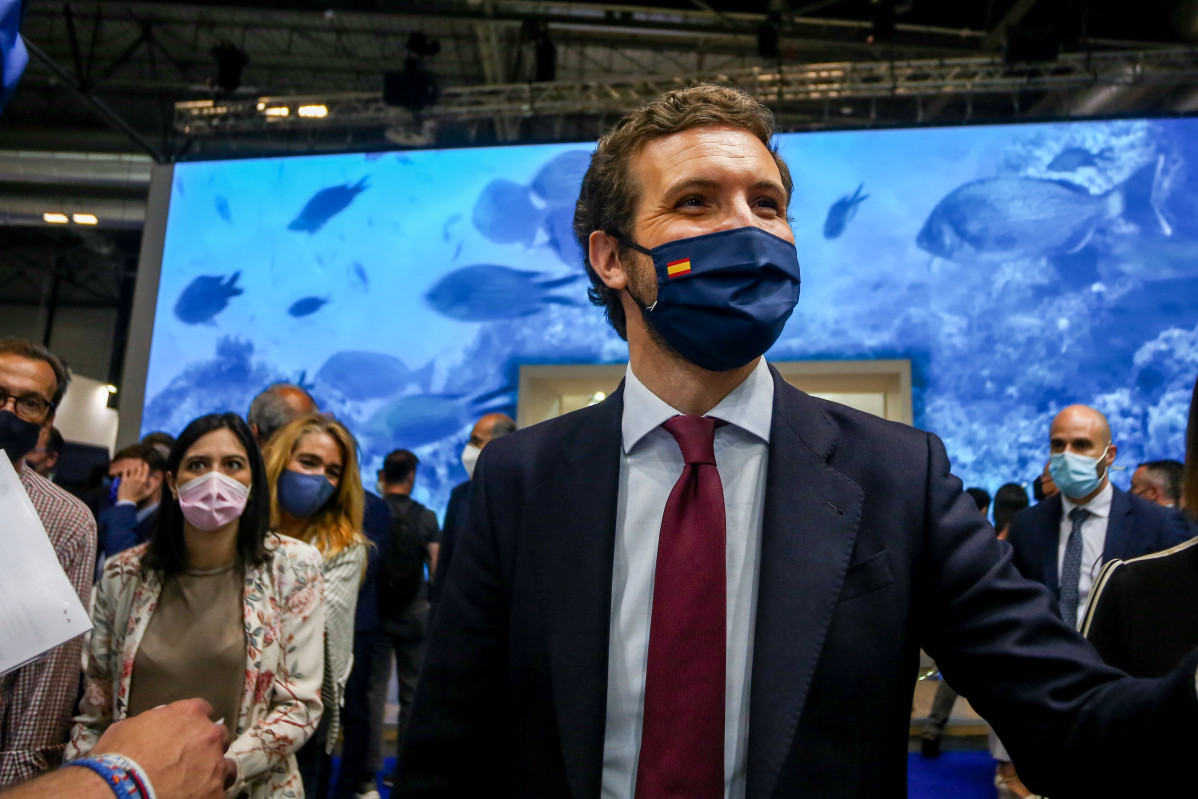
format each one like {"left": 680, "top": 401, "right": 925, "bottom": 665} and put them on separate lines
{"left": 64, "top": 753, "right": 157, "bottom": 799}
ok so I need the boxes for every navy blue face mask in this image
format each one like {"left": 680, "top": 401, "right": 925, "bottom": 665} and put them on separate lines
{"left": 0, "top": 410, "right": 40, "bottom": 463}
{"left": 277, "top": 469, "right": 336, "bottom": 518}
{"left": 617, "top": 226, "right": 802, "bottom": 372}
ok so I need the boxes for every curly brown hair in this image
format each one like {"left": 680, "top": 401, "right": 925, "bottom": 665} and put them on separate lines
{"left": 572, "top": 84, "right": 793, "bottom": 339}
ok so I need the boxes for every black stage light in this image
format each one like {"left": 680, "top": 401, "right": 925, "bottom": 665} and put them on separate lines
{"left": 383, "top": 55, "right": 439, "bottom": 111}
{"left": 406, "top": 31, "right": 441, "bottom": 59}
{"left": 869, "top": 0, "right": 896, "bottom": 44}
{"left": 535, "top": 36, "right": 557, "bottom": 82}
{"left": 211, "top": 42, "right": 248, "bottom": 94}
{"left": 1004, "top": 25, "right": 1062, "bottom": 64}
{"left": 757, "top": 19, "right": 780, "bottom": 59}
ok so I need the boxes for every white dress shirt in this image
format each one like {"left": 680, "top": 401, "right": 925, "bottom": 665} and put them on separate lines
{"left": 1057, "top": 482, "right": 1113, "bottom": 628}
{"left": 601, "top": 358, "right": 773, "bottom": 799}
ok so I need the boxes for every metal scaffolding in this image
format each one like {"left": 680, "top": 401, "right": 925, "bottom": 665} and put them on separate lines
{"left": 174, "top": 46, "right": 1198, "bottom": 138}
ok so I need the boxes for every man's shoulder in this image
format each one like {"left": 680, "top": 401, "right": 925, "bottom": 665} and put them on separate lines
{"left": 20, "top": 464, "right": 96, "bottom": 539}
{"left": 483, "top": 399, "right": 617, "bottom": 469}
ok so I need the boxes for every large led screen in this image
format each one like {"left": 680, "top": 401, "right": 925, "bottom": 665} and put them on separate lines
{"left": 141, "top": 118, "right": 1198, "bottom": 517}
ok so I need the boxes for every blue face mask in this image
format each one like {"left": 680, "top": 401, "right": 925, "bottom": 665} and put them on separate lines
{"left": 277, "top": 469, "right": 336, "bottom": 518}
{"left": 617, "top": 226, "right": 802, "bottom": 372}
{"left": 1048, "top": 445, "right": 1109, "bottom": 500}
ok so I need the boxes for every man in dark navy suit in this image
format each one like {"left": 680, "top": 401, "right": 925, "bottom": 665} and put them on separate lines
{"left": 96, "top": 443, "right": 165, "bottom": 559}
{"left": 397, "top": 86, "right": 1198, "bottom": 799}
{"left": 1007, "top": 404, "right": 1192, "bottom": 628}
{"left": 428, "top": 412, "right": 515, "bottom": 613}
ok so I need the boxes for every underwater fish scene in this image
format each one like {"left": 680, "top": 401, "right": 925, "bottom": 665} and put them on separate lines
{"left": 143, "top": 118, "right": 1198, "bottom": 518}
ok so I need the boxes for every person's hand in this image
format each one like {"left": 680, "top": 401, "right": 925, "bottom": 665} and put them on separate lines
{"left": 115, "top": 461, "right": 157, "bottom": 505}
{"left": 92, "top": 699, "right": 234, "bottom": 799}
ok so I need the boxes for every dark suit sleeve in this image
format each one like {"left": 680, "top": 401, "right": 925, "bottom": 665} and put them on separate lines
{"left": 917, "top": 435, "right": 1198, "bottom": 797}
{"left": 395, "top": 452, "right": 511, "bottom": 797}
{"left": 97, "top": 503, "right": 142, "bottom": 557}
{"left": 430, "top": 483, "right": 468, "bottom": 605}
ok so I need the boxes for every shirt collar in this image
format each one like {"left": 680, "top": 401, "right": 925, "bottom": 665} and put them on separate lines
{"left": 1061, "top": 480, "right": 1113, "bottom": 519}
{"left": 137, "top": 501, "right": 159, "bottom": 523}
{"left": 621, "top": 357, "right": 774, "bottom": 455}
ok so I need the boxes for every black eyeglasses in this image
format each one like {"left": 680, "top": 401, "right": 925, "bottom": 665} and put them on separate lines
{"left": 0, "top": 386, "right": 54, "bottom": 421}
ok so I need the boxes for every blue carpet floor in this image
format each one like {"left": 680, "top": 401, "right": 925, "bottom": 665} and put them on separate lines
{"left": 334, "top": 750, "right": 996, "bottom": 798}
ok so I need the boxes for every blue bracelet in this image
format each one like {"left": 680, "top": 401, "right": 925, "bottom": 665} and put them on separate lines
{"left": 94, "top": 754, "right": 157, "bottom": 799}
{"left": 64, "top": 757, "right": 142, "bottom": 799}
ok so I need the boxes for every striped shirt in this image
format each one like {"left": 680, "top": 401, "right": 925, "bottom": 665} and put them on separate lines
{"left": 0, "top": 464, "right": 96, "bottom": 787}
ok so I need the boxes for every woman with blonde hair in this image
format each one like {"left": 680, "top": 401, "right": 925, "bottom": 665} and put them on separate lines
{"left": 263, "top": 413, "right": 368, "bottom": 799}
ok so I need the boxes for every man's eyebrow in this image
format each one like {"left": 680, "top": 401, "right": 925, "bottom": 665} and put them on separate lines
{"left": 662, "top": 177, "right": 789, "bottom": 200}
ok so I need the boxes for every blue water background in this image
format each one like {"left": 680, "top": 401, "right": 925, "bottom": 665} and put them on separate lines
{"left": 143, "top": 119, "right": 1198, "bottom": 518}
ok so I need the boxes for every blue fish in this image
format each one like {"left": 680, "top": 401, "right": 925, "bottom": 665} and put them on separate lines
{"left": 1047, "top": 147, "right": 1113, "bottom": 173}
{"left": 543, "top": 205, "right": 581, "bottom": 265}
{"left": 315, "top": 351, "right": 434, "bottom": 400}
{"left": 530, "top": 150, "right": 591, "bottom": 206}
{"left": 424, "top": 265, "right": 583, "bottom": 322}
{"left": 174, "top": 272, "right": 242, "bottom": 325}
{"left": 917, "top": 177, "right": 1120, "bottom": 263}
{"left": 350, "top": 261, "right": 369, "bottom": 291}
{"left": 917, "top": 163, "right": 1165, "bottom": 263}
{"left": 823, "top": 184, "right": 868, "bottom": 239}
{"left": 472, "top": 180, "right": 544, "bottom": 246}
{"left": 214, "top": 195, "right": 232, "bottom": 224}
{"left": 288, "top": 177, "right": 369, "bottom": 233}
{"left": 288, "top": 296, "right": 330, "bottom": 317}
{"left": 365, "top": 387, "right": 514, "bottom": 449}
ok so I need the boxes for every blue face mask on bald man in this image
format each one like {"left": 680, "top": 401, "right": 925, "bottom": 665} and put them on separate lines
{"left": 615, "top": 226, "right": 802, "bottom": 372}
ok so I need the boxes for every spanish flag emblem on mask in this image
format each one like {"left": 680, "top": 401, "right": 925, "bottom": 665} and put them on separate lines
{"left": 666, "top": 258, "right": 692, "bottom": 277}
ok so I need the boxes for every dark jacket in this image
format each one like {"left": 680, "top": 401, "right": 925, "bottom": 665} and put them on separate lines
{"left": 397, "top": 367, "right": 1198, "bottom": 799}
{"left": 1006, "top": 488, "right": 1193, "bottom": 598}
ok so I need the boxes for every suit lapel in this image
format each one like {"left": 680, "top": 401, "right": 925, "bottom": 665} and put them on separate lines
{"left": 746, "top": 369, "right": 864, "bottom": 799}
{"left": 1102, "top": 487, "right": 1132, "bottom": 562}
{"left": 531, "top": 387, "right": 624, "bottom": 799}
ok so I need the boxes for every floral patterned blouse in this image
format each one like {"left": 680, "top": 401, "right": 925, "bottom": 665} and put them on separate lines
{"left": 66, "top": 533, "right": 326, "bottom": 799}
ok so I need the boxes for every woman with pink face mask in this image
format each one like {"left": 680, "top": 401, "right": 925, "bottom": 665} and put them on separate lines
{"left": 66, "top": 412, "right": 326, "bottom": 799}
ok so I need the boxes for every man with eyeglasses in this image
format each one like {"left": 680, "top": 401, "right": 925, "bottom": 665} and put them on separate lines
{"left": 0, "top": 338, "right": 97, "bottom": 788}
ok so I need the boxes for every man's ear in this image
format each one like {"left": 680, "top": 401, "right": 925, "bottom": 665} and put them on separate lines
{"left": 588, "top": 231, "right": 628, "bottom": 291}
{"left": 1104, "top": 443, "right": 1118, "bottom": 470}
{"left": 149, "top": 471, "right": 165, "bottom": 493}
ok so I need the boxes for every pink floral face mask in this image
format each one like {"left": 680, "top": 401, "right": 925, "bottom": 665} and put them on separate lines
{"left": 176, "top": 470, "right": 250, "bottom": 531}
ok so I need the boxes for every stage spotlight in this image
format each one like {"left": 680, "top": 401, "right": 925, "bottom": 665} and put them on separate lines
{"left": 868, "top": 0, "right": 896, "bottom": 44}
{"left": 1004, "top": 25, "right": 1062, "bottom": 64}
{"left": 757, "top": 18, "right": 780, "bottom": 60}
{"left": 211, "top": 42, "right": 249, "bottom": 94}
{"left": 406, "top": 31, "right": 441, "bottom": 59}
{"left": 535, "top": 36, "right": 557, "bottom": 82}
{"left": 383, "top": 55, "right": 439, "bottom": 112}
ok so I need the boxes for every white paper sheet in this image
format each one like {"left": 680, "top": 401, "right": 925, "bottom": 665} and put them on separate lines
{"left": 0, "top": 453, "right": 92, "bottom": 675}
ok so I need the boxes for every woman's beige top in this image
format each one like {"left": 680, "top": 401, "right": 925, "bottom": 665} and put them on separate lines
{"left": 126, "top": 562, "right": 245, "bottom": 729}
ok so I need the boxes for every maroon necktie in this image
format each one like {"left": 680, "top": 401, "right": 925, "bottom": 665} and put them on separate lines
{"left": 635, "top": 415, "right": 726, "bottom": 799}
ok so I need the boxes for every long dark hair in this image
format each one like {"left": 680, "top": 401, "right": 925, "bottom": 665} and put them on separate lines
{"left": 143, "top": 412, "right": 270, "bottom": 575}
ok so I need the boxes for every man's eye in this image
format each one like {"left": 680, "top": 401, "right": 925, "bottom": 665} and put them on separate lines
{"left": 678, "top": 196, "right": 706, "bottom": 208}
